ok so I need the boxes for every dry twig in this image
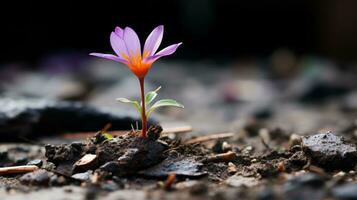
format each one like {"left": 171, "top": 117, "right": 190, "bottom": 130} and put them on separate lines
{"left": 185, "top": 133, "right": 234, "bottom": 144}
{"left": 162, "top": 125, "right": 192, "bottom": 134}
{"left": 203, "top": 151, "right": 237, "bottom": 163}
{"left": 0, "top": 165, "right": 39, "bottom": 175}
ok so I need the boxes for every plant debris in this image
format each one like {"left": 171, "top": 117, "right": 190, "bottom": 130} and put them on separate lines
{"left": 0, "top": 165, "right": 39, "bottom": 175}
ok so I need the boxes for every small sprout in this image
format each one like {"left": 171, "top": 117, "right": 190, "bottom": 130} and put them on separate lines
{"left": 116, "top": 98, "right": 141, "bottom": 114}
{"left": 91, "top": 25, "right": 182, "bottom": 138}
{"left": 117, "top": 86, "right": 184, "bottom": 121}
{"left": 145, "top": 86, "right": 161, "bottom": 106}
{"left": 146, "top": 98, "right": 184, "bottom": 118}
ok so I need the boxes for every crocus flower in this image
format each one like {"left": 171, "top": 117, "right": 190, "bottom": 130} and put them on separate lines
{"left": 90, "top": 25, "right": 182, "bottom": 138}
{"left": 90, "top": 25, "right": 182, "bottom": 79}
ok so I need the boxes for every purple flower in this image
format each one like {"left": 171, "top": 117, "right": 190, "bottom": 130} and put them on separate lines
{"left": 90, "top": 25, "right": 182, "bottom": 78}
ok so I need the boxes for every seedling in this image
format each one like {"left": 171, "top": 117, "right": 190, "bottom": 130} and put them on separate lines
{"left": 91, "top": 25, "right": 183, "bottom": 138}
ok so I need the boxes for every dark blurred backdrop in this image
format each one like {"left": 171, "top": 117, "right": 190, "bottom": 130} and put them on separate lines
{"left": 1, "top": 0, "right": 357, "bottom": 64}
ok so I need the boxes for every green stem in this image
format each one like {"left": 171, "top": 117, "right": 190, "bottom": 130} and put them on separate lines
{"left": 139, "top": 77, "right": 147, "bottom": 138}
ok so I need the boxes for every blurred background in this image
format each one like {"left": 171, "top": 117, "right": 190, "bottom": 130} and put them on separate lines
{"left": 2, "top": 0, "right": 357, "bottom": 63}
{"left": 0, "top": 0, "right": 356, "bottom": 136}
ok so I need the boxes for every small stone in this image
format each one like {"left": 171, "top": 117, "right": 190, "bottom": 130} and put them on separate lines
{"left": 27, "top": 159, "right": 43, "bottom": 167}
{"left": 227, "top": 162, "right": 237, "bottom": 175}
{"left": 74, "top": 154, "right": 97, "bottom": 172}
{"left": 332, "top": 183, "right": 357, "bottom": 200}
{"left": 20, "top": 169, "right": 51, "bottom": 186}
{"left": 222, "top": 142, "right": 232, "bottom": 152}
{"left": 71, "top": 171, "right": 92, "bottom": 182}
{"left": 302, "top": 132, "right": 357, "bottom": 170}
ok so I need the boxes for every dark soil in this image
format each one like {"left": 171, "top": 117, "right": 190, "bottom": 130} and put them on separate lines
{"left": 2, "top": 124, "right": 357, "bottom": 200}
{"left": 0, "top": 62, "right": 357, "bottom": 200}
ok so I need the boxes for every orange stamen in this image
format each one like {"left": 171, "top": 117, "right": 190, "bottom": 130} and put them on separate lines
{"left": 122, "top": 49, "right": 152, "bottom": 79}
{"left": 143, "top": 50, "right": 150, "bottom": 59}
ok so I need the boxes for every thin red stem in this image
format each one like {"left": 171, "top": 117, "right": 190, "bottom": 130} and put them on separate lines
{"left": 139, "top": 77, "right": 147, "bottom": 138}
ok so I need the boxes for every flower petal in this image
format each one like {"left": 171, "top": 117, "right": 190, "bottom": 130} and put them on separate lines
{"left": 90, "top": 53, "right": 127, "bottom": 64}
{"left": 144, "top": 42, "right": 182, "bottom": 63}
{"left": 123, "top": 27, "right": 141, "bottom": 58}
{"left": 114, "top": 26, "right": 124, "bottom": 38}
{"left": 110, "top": 32, "right": 129, "bottom": 58}
{"left": 144, "top": 25, "right": 163, "bottom": 56}
{"left": 156, "top": 42, "right": 182, "bottom": 56}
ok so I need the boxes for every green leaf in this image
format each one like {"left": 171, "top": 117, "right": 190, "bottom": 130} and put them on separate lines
{"left": 102, "top": 133, "right": 114, "bottom": 140}
{"left": 145, "top": 86, "right": 161, "bottom": 106}
{"left": 146, "top": 99, "right": 184, "bottom": 118}
{"left": 116, "top": 97, "right": 141, "bottom": 114}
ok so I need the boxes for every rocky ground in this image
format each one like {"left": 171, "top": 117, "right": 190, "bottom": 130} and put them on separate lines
{"left": 0, "top": 54, "right": 357, "bottom": 200}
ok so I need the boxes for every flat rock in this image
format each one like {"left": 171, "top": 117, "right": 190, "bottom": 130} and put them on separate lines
{"left": 302, "top": 132, "right": 357, "bottom": 170}
{"left": 0, "top": 97, "right": 140, "bottom": 141}
{"left": 139, "top": 156, "right": 207, "bottom": 178}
